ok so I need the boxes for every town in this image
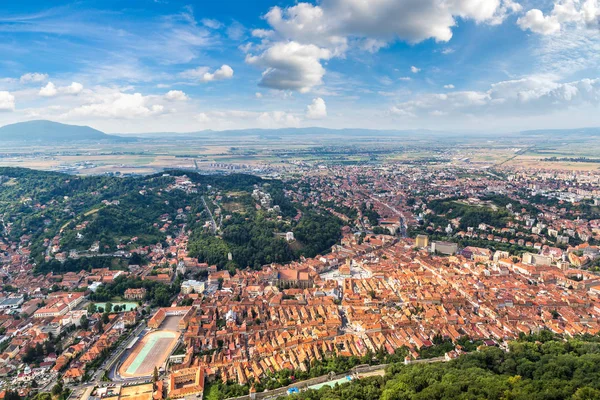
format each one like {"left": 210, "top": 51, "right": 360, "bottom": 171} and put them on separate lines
{"left": 1, "top": 162, "right": 600, "bottom": 400}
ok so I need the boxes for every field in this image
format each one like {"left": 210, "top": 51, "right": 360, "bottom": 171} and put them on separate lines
{"left": 118, "top": 316, "right": 181, "bottom": 378}
{"left": 3, "top": 131, "right": 600, "bottom": 174}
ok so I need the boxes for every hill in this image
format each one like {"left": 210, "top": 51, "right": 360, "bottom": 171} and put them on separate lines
{"left": 0, "top": 120, "right": 131, "bottom": 142}
{"left": 0, "top": 167, "right": 341, "bottom": 275}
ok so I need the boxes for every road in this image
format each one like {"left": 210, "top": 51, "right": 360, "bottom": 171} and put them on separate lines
{"left": 202, "top": 196, "right": 218, "bottom": 234}
{"left": 65, "top": 321, "right": 147, "bottom": 395}
{"left": 368, "top": 195, "right": 408, "bottom": 238}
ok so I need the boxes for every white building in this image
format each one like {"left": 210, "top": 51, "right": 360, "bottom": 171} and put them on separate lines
{"left": 181, "top": 280, "right": 205, "bottom": 295}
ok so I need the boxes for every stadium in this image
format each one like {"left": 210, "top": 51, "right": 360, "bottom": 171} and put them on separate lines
{"left": 116, "top": 307, "right": 192, "bottom": 380}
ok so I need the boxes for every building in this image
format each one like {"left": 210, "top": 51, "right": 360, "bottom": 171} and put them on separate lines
{"left": 522, "top": 252, "right": 552, "bottom": 267}
{"left": 462, "top": 246, "right": 492, "bottom": 262}
{"left": 181, "top": 280, "right": 205, "bottom": 295}
{"left": 0, "top": 295, "right": 24, "bottom": 310}
{"left": 277, "top": 268, "right": 314, "bottom": 289}
{"left": 168, "top": 367, "right": 205, "bottom": 399}
{"left": 124, "top": 288, "right": 147, "bottom": 300}
{"left": 148, "top": 307, "right": 193, "bottom": 329}
{"left": 431, "top": 241, "right": 458, "bottom": 255}
{"left": 415, "top": 235, "right": 429, "bottom": 249}
{"left": 34, "top": 302, "right": 69, "bottom": 318}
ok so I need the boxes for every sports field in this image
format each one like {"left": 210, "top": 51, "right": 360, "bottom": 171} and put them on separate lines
{"left": 118, "top": 329, "right": 179, "bottom": 378}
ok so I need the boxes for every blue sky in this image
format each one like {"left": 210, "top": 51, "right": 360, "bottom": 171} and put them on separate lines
{"left": 0, "top": 0, "right": 599, "bottom": 133}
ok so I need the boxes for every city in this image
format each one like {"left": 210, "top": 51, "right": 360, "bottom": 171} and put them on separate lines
{"left": 1, "top": 162, "right": 600, "bottom": 399}
{"left": 1, "top": 0, "right": 600, "bottom": 399}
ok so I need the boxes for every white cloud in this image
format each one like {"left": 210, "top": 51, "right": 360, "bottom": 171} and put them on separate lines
{"left": 164, "top": 90, "right": 189, "bottom": 101}
{"left": 444, "top": 84, "right": 455, "bottom": 89}
{"left": 519, "top": 0, "right": 600, "bottom": 35}
{"left": 196, "top": 113, "right": 211, "bottom": 123}
{"left": 534, "top": 28, "right": 600, "bottom": 76}
{"left": 0, "top": 92, "right": 15, "bottom": 111}
{"left": 518, "top": 9, "right": 562, "bottom": 35}
{"left": 246, "top": 41, "right": 331, "bottom": 93}
{"left": 180, "top": 67, "right": 210, "bottom": 80}
{"left": 63, "top": 92, "right": 166, "bottom": 119}
{"left": 181, "top": 65, "right": 234, "bottom": 82}
{"left": 399, "top": 77, "right": 412, "bottom": 81}
{"left": 257, "top": 111, "right": 301, "bottom": 128}
{"left": 20, "top": 73, "right": 48, "bottom": 84}
{"left": 411, "top": 66, "right": 421, "bottom": 73}
{"left": 390, "top": 75, "right": 600, "bottom": 119}
{"left": 260, "top": 0, "right": 520, "bottom": 47}
{"left": 262, "top": 3, "right": 348, "bottom": 55}
{"left": 255, "top": 92, "right": 263, "bottom": 98}
{"left": 306, "top": 97, "right": 327, "bottom": 119}
{"left": 201, "top": 65, "right": 234, "bottom": 82}
{"left": 194, "top": 109, "right": 301, "bottom": 129}
{"left": 248, "top": 0, "right": 521, "bottom": 93}
{"left": 39, "top": 81, "right": 84, "bottom": 97}
{"left": 64, "top": 82, "right": 84, "bottom": 95}
{"left": 201, "top": 18, "right": 222, "bottom": 29}
{"left": 227, "top": 21, "right": 246, "bottom": 40}
{"left": 39, "top": 82, "right": 58, "bottom": 97}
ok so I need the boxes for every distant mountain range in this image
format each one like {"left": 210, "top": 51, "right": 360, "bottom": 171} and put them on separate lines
{"left": 519, "top": 127, "right": 600, "bottom": 136}
{"left": 0, "top": 120, "right": 132, "bottom": 142}
{"left": 1, "top": 120, "right": 599, "bottom": 143}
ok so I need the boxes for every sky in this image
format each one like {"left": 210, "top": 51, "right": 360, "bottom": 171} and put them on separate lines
{"left": 0, "top": 0, "right": 599, "bottom": 133}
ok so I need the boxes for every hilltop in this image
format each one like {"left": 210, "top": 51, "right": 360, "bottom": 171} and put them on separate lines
{"left": 0, "top": 120, "right": 131, "bottom": 142}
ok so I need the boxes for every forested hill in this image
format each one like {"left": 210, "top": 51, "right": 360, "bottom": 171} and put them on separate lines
{"left": 0, "top": 167, "right": 342, "bottom": 274}
{"left": 284, "top": 332, "right": 600, "bottom": 400}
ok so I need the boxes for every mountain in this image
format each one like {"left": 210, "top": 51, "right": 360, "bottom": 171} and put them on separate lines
{"left": 0, "top": 120, "right": 132, "bottom": 142}
{"left": 520, "top": 127, "right": 600, "bottom": 137}
{"left": 123, "top": 127, "right": 451, "bottom": 138}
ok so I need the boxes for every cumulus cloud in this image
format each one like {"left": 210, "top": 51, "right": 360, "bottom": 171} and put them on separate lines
{"left": 39, "top": 82, "right": 84, "bottom": 97}
{"left": 201, "top": 65, "right": 234, "bottom": 82}
{"left": 246, "top": 42, "right": 331, "bottom": 93}
{"left": 63, "top": 92, "right": 165, "bottom": 119}
{"left": 20, "top": 72, "right": 48, "bottom": 83}
{"left": 519, "top": 0, "right": 600, "bottom": 35}
{"left": 257, "top": 111, "right": 301, "bottom": 128}
{"left": 262, "top": 0, "right": 521, "bottom": 46}
{"left": 0, "top": 91, "right": 15, "bottom": 111}
{"left": 180, "top": 65, "right": 234, "bottom": 82}
{"left": 390, "top": 76, "right": 600, "bottom": 119}
{"left": 164, "top": 90, "right": 189, "bottom": 101}
{"left": 39, "top": 82, "right": 58, "bottom": 97}
{"left": 411, "top": 66, "right": 421, "bottom": 73}
{"left": 306, "top": 97, "right": 327, "bottom": 119}
{"left": 518, "top": 9, "right": 562, "bottom": 34}
{"left": 246, "top": 0, "right": 521, "bottom": 93}
{"left": 444, "top": 84, "right": 455, "bottom": 89}
{"left": 64, "top": 82, "right": 84, "bottom": 95}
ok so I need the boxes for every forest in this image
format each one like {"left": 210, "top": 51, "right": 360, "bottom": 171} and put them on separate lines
{"left": 426, "top": 197, "right": 510, "bottom": 231}
{"left": 188, "top": 209, "right": 343, "bottom": 271}
{"left": 0, "top": 167, "right": 342, "bottom": 275}
{"left": 282, "top": 333, "right": 600, "bottom": 400}
{"left": 88, "top": 275, "right": 180, "bottom": 307}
